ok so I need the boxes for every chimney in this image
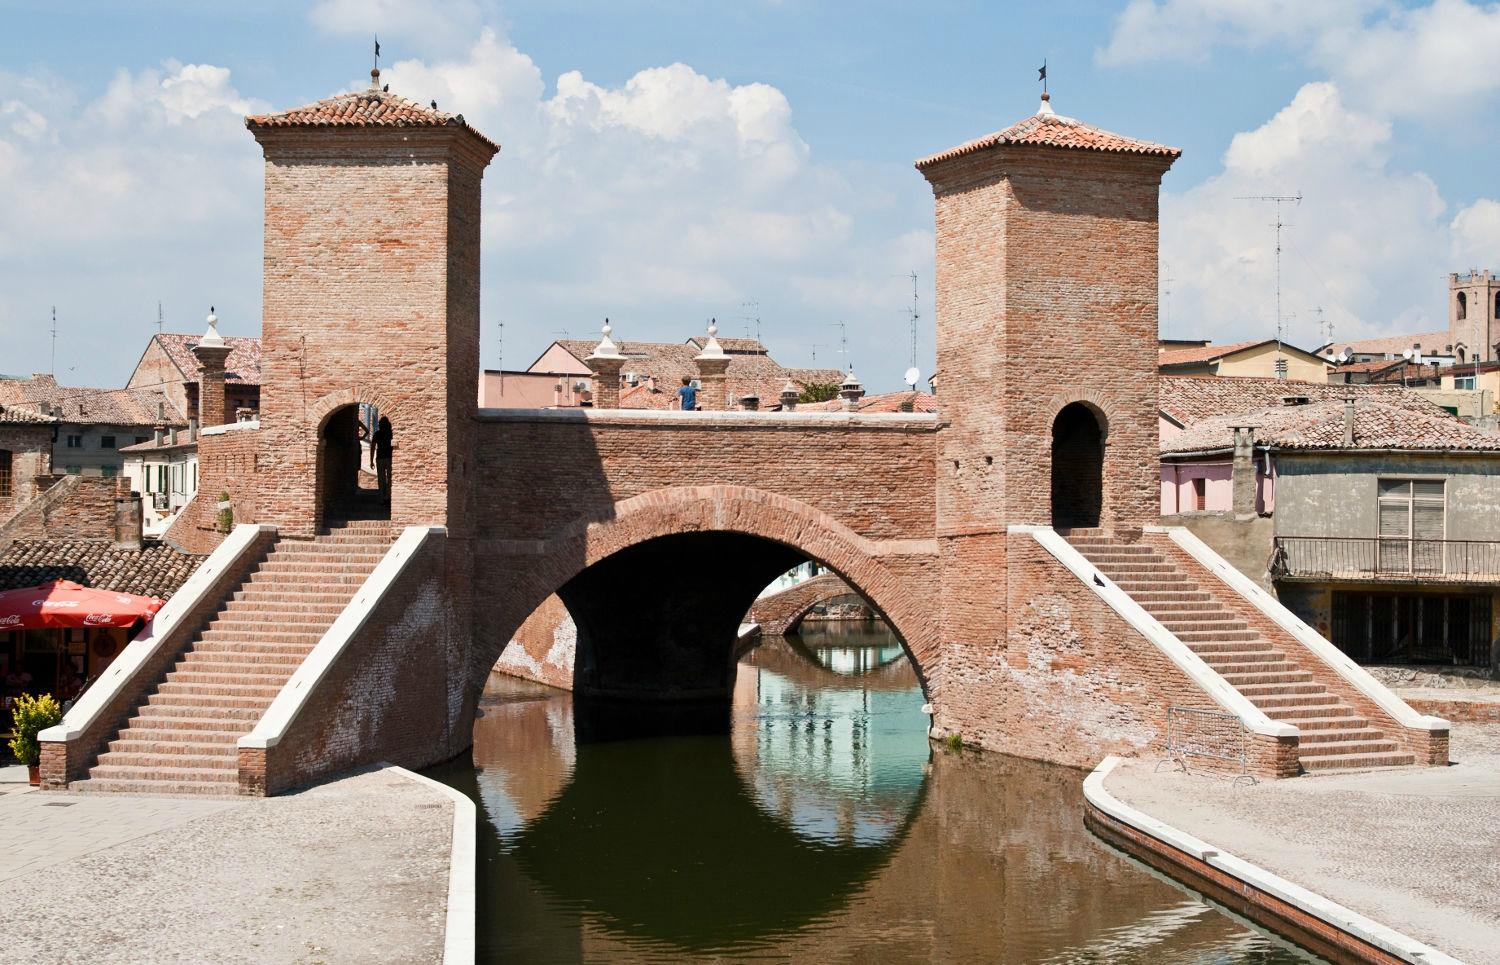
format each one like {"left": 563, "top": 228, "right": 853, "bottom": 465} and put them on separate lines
{"left": 153, "top": 424, "right": 166, "bottom": 446}
{"left": 584, "top": 318, "right": 626, "bottom": 409}
{"left": 1230, "top": 425, "right": 1258, "bottom": 517}
{"left": 188, "top": 416, "right": 199, "bottom": 442}
{"left": 779, "top": 381, "right": 799, "bottom": 411}
{"left": 740, "top": 394, "right": 760, "bottom": 411}
{"left": 192, "top": 307, "right": 233, "bottom": 428}
{"left": 1342, "top": 397, "right": 1356, "bottom": 447}
{"left": 113, "top": 477, "right": 143, "bottom": 551}
{"left": 839, "top": 368, "right": 865, "bottom": 410}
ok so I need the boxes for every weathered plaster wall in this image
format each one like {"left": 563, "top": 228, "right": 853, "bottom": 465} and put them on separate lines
{"left": 1274, "top": 452, "right": 1500, "bottom": 540}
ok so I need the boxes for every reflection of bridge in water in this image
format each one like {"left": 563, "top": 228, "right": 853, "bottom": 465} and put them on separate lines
{"left": 739, "top": 629, "right": 918, "bottom": 692}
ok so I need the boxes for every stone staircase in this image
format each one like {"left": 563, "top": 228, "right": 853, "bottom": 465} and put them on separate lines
{"left": 74, "top": 520, "right": 393, "bottom": 794}
{"left": 1067, "top": 532, "right": 1416, "bottom": 772}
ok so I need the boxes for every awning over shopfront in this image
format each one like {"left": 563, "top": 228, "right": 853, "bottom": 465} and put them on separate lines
{"left": 0, "top": 580, "right": 164, "bottom": 630}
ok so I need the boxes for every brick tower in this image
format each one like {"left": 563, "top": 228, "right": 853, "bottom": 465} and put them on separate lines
{"left": 1449, "top": 270, "right": 1500, "bottom": 362}
{"left": 916, "top": 93, "right": 1179, "bottom": 673}
{"left": 245, "top": 70, "right": 499, "bottom": 538}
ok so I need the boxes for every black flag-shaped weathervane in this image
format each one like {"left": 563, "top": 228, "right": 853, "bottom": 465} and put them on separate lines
{"left": 374, "top": 36, "right": 381, "bottom": 69}
{"left": 1038, "top": 60, "right": 1047, "bottom": 93}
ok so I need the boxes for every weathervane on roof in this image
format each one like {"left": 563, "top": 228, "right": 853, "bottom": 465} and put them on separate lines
{"left": 370, "top": 36, "right": 382, "bottom": 89}
{"left": 1038, "top": 60, "right": 1047, "bottom": 95}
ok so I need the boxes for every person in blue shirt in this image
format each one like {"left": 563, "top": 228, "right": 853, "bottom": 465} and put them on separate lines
{"left": 676, "top": 376, "right": 698, "bottom": 411}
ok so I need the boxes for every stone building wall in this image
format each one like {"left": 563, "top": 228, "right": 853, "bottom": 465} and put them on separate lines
{"left": 0, "top": 424, "right": 53, "bottom": 523}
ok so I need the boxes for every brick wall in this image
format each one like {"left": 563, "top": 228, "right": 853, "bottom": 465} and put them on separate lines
{"left": 0, "top": 474, "right": 122, "bottom": 545}
{"left": 248, "top": 534, "right": 471, "bottom": 794}
{"left": 929, "top": 533, "right": 1298, "bottom": 779}
{"left": 168, "top": 427, "right": 262, "bottom": 554}
{"left": 0, "top": 425, "right": 53, "bottom": 523}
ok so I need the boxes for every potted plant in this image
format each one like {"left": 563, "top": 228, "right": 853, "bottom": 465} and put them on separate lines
{"left": 8, "top": 693, "right": 63, "bottom": 787}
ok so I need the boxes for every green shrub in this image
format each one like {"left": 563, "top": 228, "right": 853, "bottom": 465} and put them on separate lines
{"left": 943, "top": 732, "right": 964, "bottom": 752}
{"left": 8, "top": 693, "right": 63, "bottom": 767}
{"left": 216, "top": 491, "right": 233, "bottom": 533}
{"left": 797, "top": 382, "right": 840, "bottom": 404}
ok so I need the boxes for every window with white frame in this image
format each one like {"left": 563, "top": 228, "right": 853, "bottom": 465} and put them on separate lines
{"left": 1377, "top": 479, "right": 1445, "bottom": 573}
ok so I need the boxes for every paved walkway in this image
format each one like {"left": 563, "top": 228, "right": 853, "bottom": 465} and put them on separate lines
{"left": 3, "top": 767, "right": 454, "bottom": 964}
{"left": 1105, "top": 724, "right": 1500, "bottom": 965}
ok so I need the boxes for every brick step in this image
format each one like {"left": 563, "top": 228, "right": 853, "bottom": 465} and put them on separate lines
{"left": 97, "top": 749, "right": 236, "bottom": 770}
{"left": 1136, "top": 599, "right": 1226, "bottom": 613}
{"left": 197, "top": 628, "right": 326, "bottom": 645}
{"left": 1193, "top": 653, "right": 1288, "bottom": 669}
{"left": 117, "top": 716, "right": 250, "bottom": 737}
{"left": 1301, "top": 751, "right": 1416, "bottom": 771}
{"left": 86, "top": 763, "right": 238, "bottom": 784}
{"left": 163, "top": 669, "right": 294, "bottom": 688}
{"left": 1282, "top": 713, "right": 1368, "bottom": 731}
{"left": 1094, "top": 561, "right": 1176, "bottom": 574}
{"left": 200, "top": 622, "right": 333, "bottom": 640}
{"left": 1173, "top": 630, "right": 1262, "bottom": 643}
{"left": 1261, "top": 698, "right": 1355, "bottom": 715}
{"left": 107, "top": 736, "right": 240, "bottom": 756}
{"left": 132, "top": 702, "right": 265, "bottom": 722}
{"left": 146, "top": 690, "right": 271, "bottom": 709}
{"left": 1157, "top": 616, "right": 1249, "bottom": 631}
{"left": 155, "top": 680, "right": 283, "bottom": 698}
{"left": 177, "top": 655, "right": 307, "bottom": 674}
{"left": 1080, "top": 552, "right": 1164, "bottom": 564}
{"left": 68, "top": 777, "right": 240, "bottom": 796}
{"left": 230, "top": 590, "right": 355, "bottom": 606}
{"left": 190, "top": 640, "right": 318, "bottom": 657}
{"left": 245, "top": 571, "right": 371, "bottom": 588}
{"left": 1217, "top": 669, "right": 1315, "bottom": 687}
{"left": 1113, "top": 580, "right": 1201, "bottom": 594}
{"left": 1235, "top": 681, "right": 1329, "bottom": 698}
{"left": 1297, "top": 738, "right": 1401, "bottom": 758}
{"left": 1188, "top": 641, "right": 1283, "bottom": 655}
{"left": 1296, "top": 727, "right": 1389, "bottom": 746}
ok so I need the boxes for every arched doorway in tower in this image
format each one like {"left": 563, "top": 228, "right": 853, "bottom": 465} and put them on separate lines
{"left": 318, "top": 402, "right": 391, "bottom": 525}
{"left": 1050, "top": 402, "right": 1104, "bottom": 529}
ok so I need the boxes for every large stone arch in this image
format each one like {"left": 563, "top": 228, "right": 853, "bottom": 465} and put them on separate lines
{"left": 472, "top": 485, "right": 940, "bottom": 711}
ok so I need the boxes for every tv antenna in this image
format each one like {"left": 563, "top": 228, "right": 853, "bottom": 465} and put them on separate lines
{"left": 830, "top": 320, "right": 848, "bottom": 364}
{"left": 739, "top": 299, "right": 761, "bottom": 342}
{"left": 1310, "top": 305, "right": 1328, "bottom": 347}
{"left": 157, "top": 300, "right": 164, "bottom": 335}
{"left": 1161, "top": 262, "right": 1173, "bottom": 330}
{"left": 906, "top": 271, "right": 920, "bottom": 370}
{"left": 50, "top": 306, "right": 58, "bottom": 376}
{"left": 1237, "top": 192, "right": 1301, "bottom": 366}
{"left": 810, "top": 342, "right": 827, "bottom": 363}
{"left": 497, "top": 318, "right": 505, "bottom": 392}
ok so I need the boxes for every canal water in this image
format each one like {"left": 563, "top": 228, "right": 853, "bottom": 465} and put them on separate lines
{"left": 431, "top": 619, "right": 1319, "bottom": 963}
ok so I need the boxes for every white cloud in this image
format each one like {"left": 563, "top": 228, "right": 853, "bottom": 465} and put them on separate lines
{"left": 1451, "top": 198, "right": 1500, "bottom": 266}
{"left": 1161, "top": 82, "right": 1468, "bottom": 347}
{"left": 1098, "top": 0, "right": 1375, "bottom": 66}
{"left": 308, "top": 0, "right": 490, "bottom": 54}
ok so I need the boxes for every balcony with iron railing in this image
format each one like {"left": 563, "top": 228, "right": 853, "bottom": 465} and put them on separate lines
{"left": 1271, "top": 536, "right": 1500, "bottom": 584}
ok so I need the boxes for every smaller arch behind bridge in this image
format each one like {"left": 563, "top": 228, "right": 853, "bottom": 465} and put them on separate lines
{"left": 748, "top": 572, "right": 865, "bottom": 638}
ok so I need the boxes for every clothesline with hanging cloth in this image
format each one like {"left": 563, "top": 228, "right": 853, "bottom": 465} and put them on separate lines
{"left": 0, "top": 580, "right": 165, "bottom": 630}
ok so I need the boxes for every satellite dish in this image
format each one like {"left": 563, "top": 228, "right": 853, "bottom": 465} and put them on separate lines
{"left": 904, "top": 366, "right": 920, "bottom": 389}
{"left": 1402, "top": 349, "right": 1414, "bottom": 361}
{"left": 1340, "top": 349, "right": 1352, "bottom": 363}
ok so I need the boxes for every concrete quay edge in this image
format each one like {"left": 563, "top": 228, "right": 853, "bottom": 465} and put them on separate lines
{"left": 1082, "top": 756, "right": 1464, "bottom": 965}
{"left": 385, "top": 764, "right": 477, "bottom": 965}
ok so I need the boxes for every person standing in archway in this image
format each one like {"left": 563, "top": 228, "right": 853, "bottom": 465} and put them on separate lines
{"left": 373, "top": 417, "right": 393, "bottom": 497}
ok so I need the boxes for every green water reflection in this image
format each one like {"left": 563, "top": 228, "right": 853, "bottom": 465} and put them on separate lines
{"left": 432, "top": 620, "right": 1320, "bottom": 963}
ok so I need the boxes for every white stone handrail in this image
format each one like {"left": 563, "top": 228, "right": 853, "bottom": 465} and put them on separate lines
{"left": 1150, "top": 525, "right": 1449, "bottom": 733}
{"left": 1084, "top": 757, "right": 1462, "bottom": 965}
{"left": 1018, "top": 525, "right": 1296, "bottom": 739}
{"left": 239, "top": 525, "right": 444, "bottom": 751}
{"left": 39, "top": 523, "right": 276, "bottom": 743}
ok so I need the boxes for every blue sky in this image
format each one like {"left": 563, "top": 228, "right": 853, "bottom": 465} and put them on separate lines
{"left": 2, "top": 0, "right": 1498, "bottom": 390}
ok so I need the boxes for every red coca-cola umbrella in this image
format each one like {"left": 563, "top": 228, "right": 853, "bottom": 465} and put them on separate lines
{"left": 0, "top": 580, "right": 164, "bottom": 630}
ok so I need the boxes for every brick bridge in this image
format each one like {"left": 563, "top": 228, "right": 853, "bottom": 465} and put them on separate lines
{"left": 40, "top": 81, "right": 1449, "bottom": 795}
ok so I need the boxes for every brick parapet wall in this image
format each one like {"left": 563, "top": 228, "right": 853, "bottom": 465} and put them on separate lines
{"left": 172, "top": 427, "right": 262, "bottom": 554}
{"left": 931, "top": 533, "right": 1297, "bottom": 779}
{"left": 39, "top": 528, "right": 275, "bottom": 788}
{"left": 1150, "top": 535, "right": 1448, "bottom": 765}
{"left": 0, "top": 474, "right": 120, "bottom": 546}
{"left": 251, "top": 534, "right": 472, "bottom": 795}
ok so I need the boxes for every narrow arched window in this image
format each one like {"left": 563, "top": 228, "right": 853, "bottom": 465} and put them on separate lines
{"left": 0, "top": 449, "right": 12, "bottom": 499}
{"left": 1457, "top": 291, "right": 1468, "bottom": 321}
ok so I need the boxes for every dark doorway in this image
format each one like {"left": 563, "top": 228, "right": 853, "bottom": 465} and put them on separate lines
{"left": 1050, "top": 403, "right": 1104, "bottom": 529}
{"left": 319, "top": 403, "right": 390, "bottom": 524}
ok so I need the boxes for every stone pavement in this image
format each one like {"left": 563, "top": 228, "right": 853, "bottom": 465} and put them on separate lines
{"left": 3, "top": 766, "right": 453, "bottom": 964}
{"left": 1104, "top": 723, "right": 1500, "bottom": 965}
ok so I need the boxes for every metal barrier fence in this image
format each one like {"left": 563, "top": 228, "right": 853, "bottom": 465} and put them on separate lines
{"left": 1158, "top": 706, "right": 1255, "bottom": 785}
{"left": 1272, "top": 536, "right": 1500, "bottom": 581}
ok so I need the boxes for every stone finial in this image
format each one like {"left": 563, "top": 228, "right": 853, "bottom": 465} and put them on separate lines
{"left": 1037, "top": 91, "right": 1055, "bottom": 116}
{"left": 779, "top": 380, "right": 799, "bottom": 411}
{"left": 695, "top": 318, "right": 728, "bottom": 361}
{"left": 586, "top": 318, "right": 624, "bottom": 360}
{"left": 199, "top": 306, "right": 225, "bottom": 349}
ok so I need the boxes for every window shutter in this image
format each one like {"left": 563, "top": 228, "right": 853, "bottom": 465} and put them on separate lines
{"left": 1378, "top": 498, "right": 1409, "bottom": 537}
{"left": 1413, "top": 502, "right": 1444, "bottom": 540}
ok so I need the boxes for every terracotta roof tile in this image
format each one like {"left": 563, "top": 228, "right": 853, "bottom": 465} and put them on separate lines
{"left": 1163, "top": 399, "right": 1500, "bottom": 454}
{"left": 1325, "top": 331, "right": 1452, "bottom": 358}
{"left": 0, "top": 376, "right": 183, "bottom": 428}
{"left": 153, "top": 333, "right": 262, "bottom": 386}
{"left": 0, "top": 403, "right": 55, "bottom": 426}
{"left": 800, "top": 390, "right": 938, "bottom": 413}
{"left": 552, "top": 339, "right": 843, "bottom": 410}
{"left": 246, "top": 87, "right": 500, "bottom": 153}
{"left": 1159, "top": 375, "right": 1444, "bottom": 428}
{"left": 917, "top": 102, "right": 1180, "bottom": 169}
{"left": 0, "top": 539, "right": 204, "bottom": 599}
